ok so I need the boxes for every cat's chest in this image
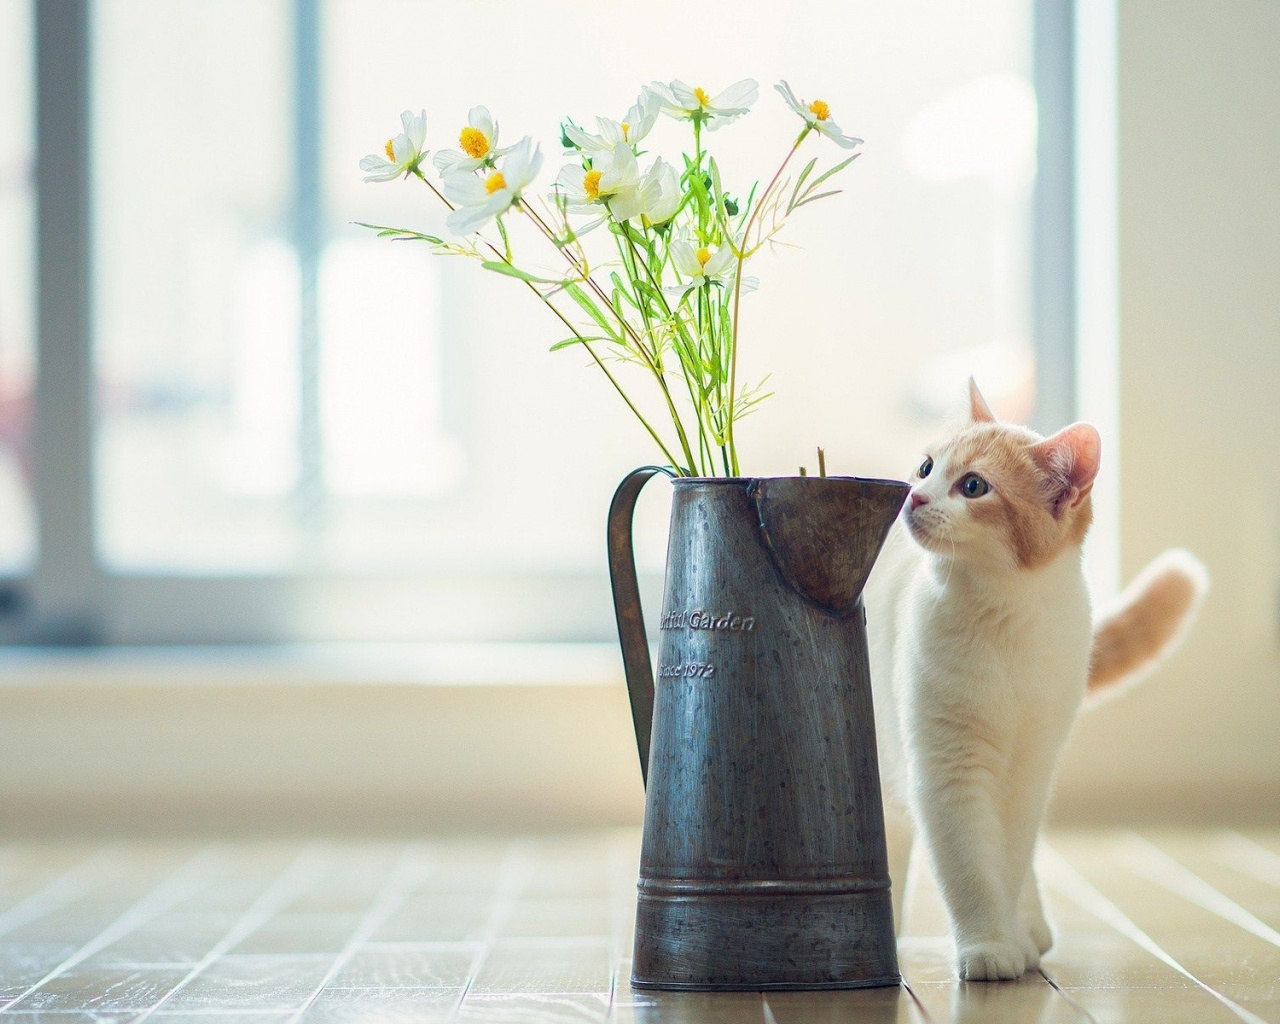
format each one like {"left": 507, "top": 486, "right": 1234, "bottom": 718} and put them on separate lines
{"left": 903, "top": 580, "right": 1090, "bottom": 698}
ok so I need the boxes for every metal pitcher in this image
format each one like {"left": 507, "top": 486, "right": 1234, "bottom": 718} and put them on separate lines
{"left": 608, "top": 468, "right": 909, "bottom": 991}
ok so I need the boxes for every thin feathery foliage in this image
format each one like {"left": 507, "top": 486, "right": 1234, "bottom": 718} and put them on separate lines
{"left": 359, "top": 81, "right": 862, "bottom": 476}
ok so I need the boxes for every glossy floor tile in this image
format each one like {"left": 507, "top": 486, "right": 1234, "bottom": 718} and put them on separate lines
{"left": 0, "top": 829, "right": 1276, "bottom": 1023}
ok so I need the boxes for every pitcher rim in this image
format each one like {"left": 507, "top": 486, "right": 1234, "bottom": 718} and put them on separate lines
{"left": 669, "top": 474, "right": 909, "bottom": 489}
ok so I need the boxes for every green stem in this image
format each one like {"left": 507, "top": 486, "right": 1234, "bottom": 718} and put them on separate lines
{"left": 412, "top": 170, "right": 686, "bottom": 472}
{"left": 725, "top": 128, "right": 811, "bottom": 475}
{"left": 620, "top": 226, "right": 713, "bottom": 474}
{"left": 618, "top": 230, "right": 709, "bottom": 476}
{"left": 522, "top": 200, "right": 698, "bottom": 474}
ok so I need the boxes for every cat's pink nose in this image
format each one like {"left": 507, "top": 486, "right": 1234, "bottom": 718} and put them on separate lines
{"left": 909, "top": 491, "right": 929, "bottom": 510}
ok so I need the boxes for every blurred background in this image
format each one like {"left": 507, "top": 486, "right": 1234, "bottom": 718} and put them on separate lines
{"left": 0, "top": 0, "right": 1275, "bottom": 834}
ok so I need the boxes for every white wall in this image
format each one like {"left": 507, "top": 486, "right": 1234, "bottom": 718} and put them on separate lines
{"left": 1053, "top": 0, "right": 1280, "bottom": 822}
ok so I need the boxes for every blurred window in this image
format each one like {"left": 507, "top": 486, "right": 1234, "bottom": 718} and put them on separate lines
{"left": 0, "top": 0, "right": 37, "bottom": 575}
{"left": 10, "top": 0, "right": 1071, "bottom": 642}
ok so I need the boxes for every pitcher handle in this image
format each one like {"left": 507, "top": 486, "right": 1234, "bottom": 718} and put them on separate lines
{"left": 607, "top": 465, "right": 674, "bottom": 787}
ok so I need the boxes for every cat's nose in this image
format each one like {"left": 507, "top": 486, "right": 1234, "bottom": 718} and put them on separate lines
{"left": 909, "top": 491, "right": 929, "bottom": 510}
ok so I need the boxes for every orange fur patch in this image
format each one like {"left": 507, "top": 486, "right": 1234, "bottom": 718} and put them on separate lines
{"left": 937, "top": 424, "right": 1093, "bottom": 569}
{"left": 1089, "top": 556, "right": 1206, "bottom": 692}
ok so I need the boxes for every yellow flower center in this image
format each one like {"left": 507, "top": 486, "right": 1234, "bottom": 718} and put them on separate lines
{"left": 695, "top": 247, "right": 712, "bottom": 267}
{"left": 583, "top": 169, "right": 604, "bottom": 200}
{"left": 459, "top": 126, "right": 490, "bottom": 159}
{"left": 621, "top": 121, "right": 631, "bottom": 140}
{"left": 485, "top": 171, "right": 507, "bottom": 195}
{"left": 694, "top": 87, "right": 711, "bottom": 107}
{"left": 384, "top": 139, "right": 396, "bottom": 160}
{"left": 808, "top": 99, "right": 831, "bottom": 121}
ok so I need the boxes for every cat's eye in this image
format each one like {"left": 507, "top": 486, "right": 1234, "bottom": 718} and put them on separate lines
{"left": 960, "top": 473, "right": 990, "bottom": 498}
{"left": 918, "top": 457, "right": 933, "bottom": 479}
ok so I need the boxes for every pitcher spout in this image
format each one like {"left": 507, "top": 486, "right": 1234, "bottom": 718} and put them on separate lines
{"left": 751, "top": 476, "right": 910, "bottom": 617}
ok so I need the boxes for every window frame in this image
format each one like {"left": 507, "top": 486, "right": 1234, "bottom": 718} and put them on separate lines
{"left": 2, "top": 0, "right": 1079, "bottom": 646}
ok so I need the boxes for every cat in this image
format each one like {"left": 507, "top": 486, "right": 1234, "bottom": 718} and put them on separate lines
{"left": 864, "top": 378, "right": 1208, "bottom": 981}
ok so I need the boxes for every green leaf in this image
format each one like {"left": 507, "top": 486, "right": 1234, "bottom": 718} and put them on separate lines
{"left": 806, "top": 153, "right": 860, "bottom": 194}
{"left": 480, "top": 261, "right": 573, "bottom": 286}
{"left": 550, "top": 335, "right": 610, "bottom": 351}
{"left": 564, "top": 281, "right": 623, "bottom": 341}
{"left": 686, "top": 167, "right": 711, "bottom": 213}
{"left": 793, "top": 189, "right": 842, "bottom": 209}
{"left": 736, "top": 181, "right": 759, "bottom": 227}
{"left": 793, "top": 157, "right": 818, "bottom": 195}
{"left": 354, "top": 221, "right": 445, "bottom": 244}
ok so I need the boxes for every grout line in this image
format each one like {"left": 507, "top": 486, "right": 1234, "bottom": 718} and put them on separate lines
{"left": 283, "top": 842, "right": 434, "bottom": 1024}
{"left": 1035, "top": 967, "right": 1100, "bottom": 1024}
{"left": 0, "top": 846, "right": 219, "bottom": 1012}
{"left": 605, "top": 957, "right": 620, "bottom": 1024}
{"left": 449, "top": 839, "right": 534, "bottom": 1022}
{"left": 1039, "top": 840, "right": 1270, "bottom": 1024}
{"left": 0, "top": 843, "right": 126, "bottom": 940}
{"left": 1215, "top": 832, "right": 1280, "bottom": 888}
{"left": 127, "top": 843, "right": 330, "bottom": 1024}
{"left": 1122, "top": 833, "right": 1280, "bottom": 950}
{"left": 899, "top": 978, "right": 935, "bottom": 1024}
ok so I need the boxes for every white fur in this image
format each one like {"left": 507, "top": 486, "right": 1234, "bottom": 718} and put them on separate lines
{"left": 865, "top": 446, "right": 1092, "bottom": 981}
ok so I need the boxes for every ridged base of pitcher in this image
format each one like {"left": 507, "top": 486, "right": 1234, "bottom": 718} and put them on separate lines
{"left": 631, "top": 877, "right": 900, "bottom": 991}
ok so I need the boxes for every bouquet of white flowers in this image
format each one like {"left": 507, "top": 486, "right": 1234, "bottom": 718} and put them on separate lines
{"left": 360, "top": 79, "right": 861, "bottom": 477}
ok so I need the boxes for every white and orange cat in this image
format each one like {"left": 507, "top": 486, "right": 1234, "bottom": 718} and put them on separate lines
{"left": 865, "top": 378, "right": 1207, "bottom": 981}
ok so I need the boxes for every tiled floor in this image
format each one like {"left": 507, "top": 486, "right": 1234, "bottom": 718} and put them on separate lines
{"left": 0, "top": 829, "right": 1277, "bottom": 1023}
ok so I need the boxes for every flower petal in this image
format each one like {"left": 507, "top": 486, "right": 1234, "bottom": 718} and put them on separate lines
{"left": 516, "top": 142, "right": 543, "bottom": 189}
{"left": 434, "top": 150, "right": 482, "bottom": 174}
{"left": 705, "top": 110, "right": 747, "bottom": 132}
{"left": 401, "top": 109, "right": 427, "bottom": 149}
{"left": 564, "top": 123, "right": 605, "bottom": 151}
{"left": 668, "top": 80, "right": 699, "bottom": 108}
{"left": 446, "top": 203, "right": 495, "bottom": 235}
{"left": 819, "top": 120, "right": 863, "bottom": 148}
{"left": 609, "top": 189, "right": 645, "bottom": 222}
{"left": 469, "top": 105, "right": 495, "bottom": 141}
{"left": 442, "top": 172, "right": 489, "bottom": 206}
{"left": 705, "top": 246, "right": 736, "bottom": 277}
{"left": 774, "top": 81, "right": 806, "bottom": 119}
{"left": 668, "top": 239, "right": 699, "bottom": 276}
{"left": 711, "top": 79, "right": 759, "bottom": 111}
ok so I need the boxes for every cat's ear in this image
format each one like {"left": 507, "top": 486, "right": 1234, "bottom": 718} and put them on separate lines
{"left": 1030, "top": 423, "right": 1101, "bottom": 514}
{"left": 968, "top": 376, "right": 997, "bottom": 423}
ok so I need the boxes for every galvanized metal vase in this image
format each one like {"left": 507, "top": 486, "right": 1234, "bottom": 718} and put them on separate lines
{"left": 608, "top": 468, "right": 910, "bottom": 991}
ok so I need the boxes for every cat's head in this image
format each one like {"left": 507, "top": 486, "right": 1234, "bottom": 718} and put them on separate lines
{"left": 904, "top": 379, "right": 1101, "bottom": 570}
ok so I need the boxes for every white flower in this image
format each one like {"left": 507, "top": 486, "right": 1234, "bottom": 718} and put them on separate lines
{"left": 563, "top": 92, "right": 660, "bottom": 152}
{"left": 646, "top": 79, "right": 758, "bottom": 132}
{"left": 555, "top": 144, "right": 646, "bottom": 221}
{"left": 634, "top": 158, "right": 681, "bottom": 227}
{"left": 360, "top": 109, "right": 428, "bottom": 182}
{"left": 666, "top": 239, "right": 736, "bottom": 298}
{"left": 775, "top": 81, "right": 862, "bottom": 148}
{"left": 443, "top": 137, "right": 542, "bottom": 235}
{"left": 433, "top": 105, "right": 511, "bottom": 175}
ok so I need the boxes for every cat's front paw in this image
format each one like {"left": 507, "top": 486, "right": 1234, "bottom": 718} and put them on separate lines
{"left": 956, "top": 939, "right": 1028, "bottom": 981}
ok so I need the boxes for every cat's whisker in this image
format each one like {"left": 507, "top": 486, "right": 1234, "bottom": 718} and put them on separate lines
{"left": 940, "top": 524, "right": 958, "bottom": 590}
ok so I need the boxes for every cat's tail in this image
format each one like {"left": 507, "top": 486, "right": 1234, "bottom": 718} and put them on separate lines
{"left": 1086, "top": 549, "right": 1209, "bottom": 706}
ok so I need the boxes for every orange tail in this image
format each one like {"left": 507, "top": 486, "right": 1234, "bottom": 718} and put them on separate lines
{"left": 1087, "top": 549, "right": 1209, "bottom": 705}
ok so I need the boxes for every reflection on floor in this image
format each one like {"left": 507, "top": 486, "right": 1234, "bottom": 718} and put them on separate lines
{"left": 0, "top": 829, "right": 1277, "bottom": 1023}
